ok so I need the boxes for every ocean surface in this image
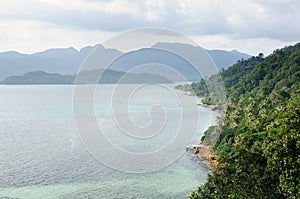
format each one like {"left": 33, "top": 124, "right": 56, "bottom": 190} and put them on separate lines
{"left": 0, "top": 85, "right": 217, "bottom": 199}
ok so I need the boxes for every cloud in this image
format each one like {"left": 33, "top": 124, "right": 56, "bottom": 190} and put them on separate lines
{"left": 0, "top": 19, "right": 113, "bottom": 53}
{"left": 1, "top": 0, "right": 299, "bottom": 41}
{"left": 192, "top": 34, "right": 296, "bottom": 55}
{"left": 0, "top": 0, "right": 299, "bottom": 54}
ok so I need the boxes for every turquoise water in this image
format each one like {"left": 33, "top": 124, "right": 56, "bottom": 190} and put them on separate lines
{"left": 0, "top": 85, "right": 216, "bottom": 198}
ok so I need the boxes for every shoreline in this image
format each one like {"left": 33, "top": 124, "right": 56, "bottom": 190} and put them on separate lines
{"left": 194, "top": 143, "right": 217, "bottom": 171}
{"left": 187, "top": 143, "right": 217, "bottom": 171}
{"left": 196, "top": 103, "right": 219, "bottom": 111}
{"left": 177, "top": 85, "right": 218, "bottom": 171}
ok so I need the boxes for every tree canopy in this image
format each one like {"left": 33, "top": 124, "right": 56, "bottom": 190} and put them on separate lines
{"left": 190, "top": 43, "right": 300, "bottom": 199}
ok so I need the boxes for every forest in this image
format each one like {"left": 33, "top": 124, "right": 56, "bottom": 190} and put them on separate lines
{"left": 190, "top": 43, "right": 300, "bottom": 198}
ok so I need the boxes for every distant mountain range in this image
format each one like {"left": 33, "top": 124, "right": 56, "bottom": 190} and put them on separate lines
{"left": 0, "top": 42, "right": 251, "bottom": 82}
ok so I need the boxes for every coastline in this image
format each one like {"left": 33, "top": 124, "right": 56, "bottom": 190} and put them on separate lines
{"left": 178, "top": 88, "right": 218, "bottom": 171}
{"left": 196, "top": 103, "right": 219, "bottom": 111}
{"left": 194, "top": 143, "right": 217, "bottom": 171}
{"left": 187, "top": 143, "right": 217, "bottom": 171}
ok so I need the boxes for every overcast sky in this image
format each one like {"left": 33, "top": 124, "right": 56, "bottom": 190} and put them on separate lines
{"left": 0, "top": 0, "right": 299, "bottom": 55}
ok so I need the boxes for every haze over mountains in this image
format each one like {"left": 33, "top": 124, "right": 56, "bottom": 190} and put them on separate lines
{"left": 0, "top": 42, "right": 251, "bottom": 82}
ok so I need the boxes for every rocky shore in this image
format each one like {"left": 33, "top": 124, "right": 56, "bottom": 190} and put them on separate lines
{"left": 187, "top": 143, "right": 217, "bottom": 171}
{"left": 196, "top": 103, "right": 219, "bottom": 111}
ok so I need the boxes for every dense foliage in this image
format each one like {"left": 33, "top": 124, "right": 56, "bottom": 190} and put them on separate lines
{"left": 190, "top": 44, "right": 300, "bottom": 198}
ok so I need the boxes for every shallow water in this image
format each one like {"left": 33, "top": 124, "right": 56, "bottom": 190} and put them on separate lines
{"left": 0, "top": 85, "right": 216, "bottom": 198}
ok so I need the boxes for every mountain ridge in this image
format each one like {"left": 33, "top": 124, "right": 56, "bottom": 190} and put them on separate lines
{"left": 0, "top": 43, "right": 251, "bottom": 80}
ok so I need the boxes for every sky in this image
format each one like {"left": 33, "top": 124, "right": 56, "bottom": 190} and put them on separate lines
{"left": 0, "top": 0, "right": 299, "bottom": 55}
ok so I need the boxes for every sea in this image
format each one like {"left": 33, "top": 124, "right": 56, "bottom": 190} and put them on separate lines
{"left": 0, "top": 85, "right": 217, "bottom": 199}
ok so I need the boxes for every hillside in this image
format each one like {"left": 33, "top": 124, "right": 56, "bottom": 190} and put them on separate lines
{"left": 152, "top": 42, "right": 250, "bottom": 70}
{"left": 0, "top": 43, "right": 250, "bottom": 81}
{"left": 190, "top": 44, "right": 300, "bottom": 198}
{"left": 0, "top": 45, "right": 122, "bottom": 80}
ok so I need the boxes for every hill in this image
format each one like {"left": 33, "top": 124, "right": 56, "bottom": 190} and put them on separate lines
{"left": 152, "top": 42, "right": 250, "bottom": 70}
{"left": 0, "top": 43, "right": 250, "bottom": 81}
{"left": 190, "top": 44, "right": 300, "bottom": 198}
{"left": 0, "top": 69, "right": 172, "bottom": 84}
{"left": 0, "top": 45, "right": 122, "bottom": 80}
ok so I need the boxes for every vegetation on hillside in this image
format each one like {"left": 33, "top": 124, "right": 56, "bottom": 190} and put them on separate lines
{"left": 190, "top": 43, "right": 300, "bottom": 198}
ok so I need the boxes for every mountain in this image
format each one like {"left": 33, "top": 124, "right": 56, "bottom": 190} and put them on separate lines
{"left": 0, "top": 45, "right": 122, "bottom": 80}
{"left": 108, "top": 47, "right": 202, "bottom": 81}
{"left": 0, "top": 69, "right": 172, "bottom": 84}
{"left": 152, "top": 42, "right": 250, "bottom": 70}
{"left": 0, "top": 71, "right": 74, "bottom": 84}
{"left": 0, "top": 43, "right": 250, "bottom": 81}
{"left": 190, "top": 43, "right": 300, "bottom": 198}
{"left": 208, "top": 49, "right": 250, "bottom": 69}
